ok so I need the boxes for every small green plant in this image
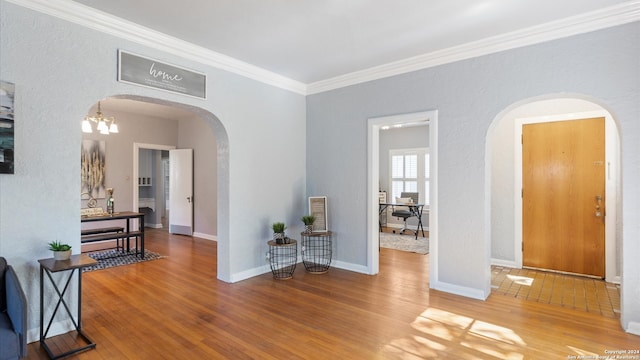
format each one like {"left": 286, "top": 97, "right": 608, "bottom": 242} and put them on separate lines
{"left": 272, "top": 222, "right": 286, "bottom": 233}
{"left": 48, "top": 240, "right": 71, "bottom": 252}
{"left": 301, "top": 215, "right": 316, "bottom": 225}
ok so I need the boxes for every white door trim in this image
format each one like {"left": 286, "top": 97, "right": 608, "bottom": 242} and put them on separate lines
{"left": 367, "top": 110, "right": 437, "bottom": 277}
{"left": 133, "top": 143, "right": 176, "bottom": 227}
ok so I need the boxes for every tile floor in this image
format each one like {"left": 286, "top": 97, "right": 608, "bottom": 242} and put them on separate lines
{"left": 491, "top": 266, "right": 620, "bottom": 318}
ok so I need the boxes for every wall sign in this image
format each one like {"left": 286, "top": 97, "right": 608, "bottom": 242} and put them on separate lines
{"left": 118, "top": 50, "right": 206, "bottom": 99}
{"left": 308, "top": 196, "right": 328, "bottom": 232}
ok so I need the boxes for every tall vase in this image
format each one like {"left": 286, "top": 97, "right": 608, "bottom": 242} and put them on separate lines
{"left": 106, "top": 188, "right": 114, "bottom": 215}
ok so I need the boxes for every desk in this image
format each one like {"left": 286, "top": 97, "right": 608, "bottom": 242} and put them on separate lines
{"left": 39, "top": 254, "right": 97, "bottom": 359}
{"left": 379, "top": 202, "right": 426, "bottom": 239}
{"left": 81, "top": 211, "right": 145, "bottom": 259}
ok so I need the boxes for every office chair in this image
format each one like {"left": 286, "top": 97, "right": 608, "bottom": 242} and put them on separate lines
{"left": 392, "top": 192, "right": 422, "bottom": 238}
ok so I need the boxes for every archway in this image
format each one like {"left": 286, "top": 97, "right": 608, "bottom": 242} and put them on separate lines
{"left": 485, "top": 95, "right": 621, "bottom": 284}
{"left": 83, "top": 94, "right": 231, "bottom": 281}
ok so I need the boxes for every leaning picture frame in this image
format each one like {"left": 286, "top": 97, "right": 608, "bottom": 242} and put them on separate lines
{"left": 308, "top": 196, "right": 328, "bottom": 232}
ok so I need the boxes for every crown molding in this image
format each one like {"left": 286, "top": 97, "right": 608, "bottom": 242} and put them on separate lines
{"left": 5, "top": 0, "right": 308, "bottom": 95}
{"left": 6, "top": 0, "right": 640, "bottom": 96}
{"left": 306, "top": 1, "right": 640, "bottom": 95}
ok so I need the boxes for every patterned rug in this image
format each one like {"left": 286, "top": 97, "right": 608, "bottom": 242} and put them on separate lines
{"left": 82, "top": 249, "right": 164, "bottom": 272}
{"left": 380, "top": 232, "right": 429, "bottom": 254}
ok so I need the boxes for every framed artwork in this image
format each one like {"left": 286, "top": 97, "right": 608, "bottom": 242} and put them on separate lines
{"left": 308, "top": 196, "right": 328, "bottom": 232}
{"left": 81, "top": 140, "right": 106, "bottom": 199}
{"left": 0, "top": 80, "right": 15, "bottom": 174}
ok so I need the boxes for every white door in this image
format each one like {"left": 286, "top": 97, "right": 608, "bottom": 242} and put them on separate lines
{"left": 169, "top": 149, "right": 193, "bottom": 236}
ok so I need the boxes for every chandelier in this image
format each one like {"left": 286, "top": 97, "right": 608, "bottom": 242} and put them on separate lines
{"left": 82, "top": 101, "right": 118, "bottom": 134}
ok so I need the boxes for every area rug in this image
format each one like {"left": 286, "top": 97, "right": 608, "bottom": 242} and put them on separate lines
{"left": 380, "top": 232, "right": 429, "bottom": 254}
{"left": 82, "top": 249, "right": 164, "bottom": 272}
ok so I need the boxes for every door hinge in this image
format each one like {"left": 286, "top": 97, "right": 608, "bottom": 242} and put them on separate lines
{"left": 521, "top": 188, "right": 523, "bottom": 198}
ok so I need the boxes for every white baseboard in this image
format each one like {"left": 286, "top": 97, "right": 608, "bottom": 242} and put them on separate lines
{"left": 627, "top": 321, "right": 640, "bottom": 336}
{"left": 229, "top": 264, "right": 271, "bottom": 283}
{"left": 491, "top": 258, "right": 518, "bottom": 268}
{"left": 331, "top": 260, "right": 370, "bottom": 274}
{"left": 193, "top": 232, "right": 217, "bottom": 241}
{"left": 228, "top": 259, "right": 369, "bottom": 283}
{"left": 430, "top": 280, "right": 489, "bottom": 300}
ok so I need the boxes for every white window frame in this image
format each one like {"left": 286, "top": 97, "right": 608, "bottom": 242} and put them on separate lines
{"left": 389, "top": 147, "right": 429, "bottom": 205}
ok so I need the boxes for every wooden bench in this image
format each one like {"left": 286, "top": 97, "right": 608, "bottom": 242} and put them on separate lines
{"left": 81, "top": 226, "right": 125, "bottom": 251}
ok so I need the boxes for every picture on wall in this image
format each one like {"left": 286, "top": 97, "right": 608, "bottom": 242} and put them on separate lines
{"left": 81, "top": 140, "right": 106, "bottom": 199}
{"left": 0, "top": 80, "right": 15, "bottom": 174}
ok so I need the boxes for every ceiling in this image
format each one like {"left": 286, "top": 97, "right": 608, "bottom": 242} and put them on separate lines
{"left": 71, "top": 0, "right": 632, "bottom": 85}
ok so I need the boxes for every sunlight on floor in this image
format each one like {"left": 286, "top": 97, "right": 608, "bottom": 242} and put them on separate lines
{"left": 382, "top": 307, "right": 527, "bottom": 359}
{"left": 506, "top": 274, "right": 534, "bottom": 286}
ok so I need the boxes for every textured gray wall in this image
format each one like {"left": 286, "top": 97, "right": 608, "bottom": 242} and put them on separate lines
{"left": 307, "top": 22, "right": 640, "bottom": 331}
{"left": 0, "top": 1, "right": 306, "bottom": 339}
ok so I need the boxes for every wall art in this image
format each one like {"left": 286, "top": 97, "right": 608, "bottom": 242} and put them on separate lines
{"left": 81, "top": 139, "right": 106, "bottom": 199}
{"left": 0, "top": 80, "right": 15, "bottom": 174}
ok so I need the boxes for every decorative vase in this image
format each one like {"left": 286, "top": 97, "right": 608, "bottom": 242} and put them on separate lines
{"left": 106, "top": 188, "right": 115, "bottom": 215}
{"left": 274, "top": 232, "right": 285, "bottom": 244}
{"left": 53, "top": 250, "right": 72, "bottom": 261}
{"left": 304, "top": 225, "right": 313, "bottom": 234}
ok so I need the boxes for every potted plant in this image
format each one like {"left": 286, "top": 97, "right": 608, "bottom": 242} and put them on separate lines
{"left": 272, "top": 222, "right": 287, "bottom": 244}
{"left": 301, "top": 215, "right": 316, "bottom": 234}
{"left": 48, "top": 240, "right": 72, "bottom": 261}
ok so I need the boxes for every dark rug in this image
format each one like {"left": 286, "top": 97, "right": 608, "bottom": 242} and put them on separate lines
{"left": 380, "top": 232, "right": 429, "bottom": 254}
{"left": 82, "top": 249, "right": 164, "bottom": 272}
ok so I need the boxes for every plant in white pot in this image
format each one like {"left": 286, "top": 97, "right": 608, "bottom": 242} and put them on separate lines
{"left": 272, "top": 222, "right": 287, "bottom": 244}
{"left": 301, "top": 215, "right": 316, "bottom": 234}
{"left": 48, "top": 240, "right": 72, "bottom": 261}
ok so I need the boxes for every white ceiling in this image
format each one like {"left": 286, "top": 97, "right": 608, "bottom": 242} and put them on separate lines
{"left": 71, "top": 0, "right": 632, "bottom": 85}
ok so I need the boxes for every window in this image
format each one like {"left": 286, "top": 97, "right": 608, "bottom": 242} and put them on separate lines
{"left": 390, "top": 148, "right": 429, "bottom": 205}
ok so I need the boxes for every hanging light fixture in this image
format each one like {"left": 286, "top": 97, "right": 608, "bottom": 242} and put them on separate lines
{"left": 82, "top": 101, "right": 119, "bottom": 134}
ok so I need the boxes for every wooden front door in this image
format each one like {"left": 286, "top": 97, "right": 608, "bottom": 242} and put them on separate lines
{"left": 522, "top": 117, "right": 605, "bottom": 278}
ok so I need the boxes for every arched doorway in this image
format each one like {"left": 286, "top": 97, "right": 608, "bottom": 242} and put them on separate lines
{"left": 486, "top": 95, "right": 621, "bottom": 282}
{"left": 81, "top": 95, "right": 231, "bottom": 281}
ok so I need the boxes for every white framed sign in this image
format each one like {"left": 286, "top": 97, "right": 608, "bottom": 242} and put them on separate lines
{"left": 118, "top": 50, "right": 206, "bottom": 99}
{"left": 308, "top": 196, "right": 328, "bottom": 232}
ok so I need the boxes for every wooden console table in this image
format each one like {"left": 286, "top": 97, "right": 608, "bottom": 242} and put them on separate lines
{"left": 81, "top": 211, "right": 145, "bottom": 258}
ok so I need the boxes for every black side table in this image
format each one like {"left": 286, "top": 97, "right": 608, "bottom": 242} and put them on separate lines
{"left": 267, "top": 240, "right": 297, "bottom": 280}
{"left": 301, "top": 231, "right": 332, "bottom": 274}
{"left": 39, "top": 254, "right": 97, "bottom": 359}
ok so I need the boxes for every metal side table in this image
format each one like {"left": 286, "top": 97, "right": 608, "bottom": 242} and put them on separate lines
{"left": 301, "top": 231, "right": 332, "bottom": 274}
{"left": 39, "top": 254, "right": 97, "bottom": 359}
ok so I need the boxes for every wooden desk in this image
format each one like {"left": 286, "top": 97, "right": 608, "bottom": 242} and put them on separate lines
{"left": 81, "top": 211, "right": 145, "bottom": 258}
{"left": 39, "top": 254, "right": 97, "bottom": 359}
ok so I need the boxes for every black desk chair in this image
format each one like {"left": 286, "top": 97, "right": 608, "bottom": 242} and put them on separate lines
{"left": 392, "top": 192, "right": 423, "bottom": 238}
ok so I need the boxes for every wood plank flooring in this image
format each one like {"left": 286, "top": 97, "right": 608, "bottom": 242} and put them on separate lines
{"left": 27, "top": 229, "right": 638, "bottom": 359}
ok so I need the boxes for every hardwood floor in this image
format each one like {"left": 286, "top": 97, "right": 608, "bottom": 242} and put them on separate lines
{"left": 27, "top": 229, "right": 638, "bottom": 359}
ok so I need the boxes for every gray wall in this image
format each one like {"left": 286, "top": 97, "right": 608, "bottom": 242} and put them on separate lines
{"left": 178, "top": 113, "right": 218, "bottom": 238}
{"left": 0, "top": 1, "right": 306, "bottom": 339}
{"left": 307, "top": 22, "right": 640, "bottom": 332}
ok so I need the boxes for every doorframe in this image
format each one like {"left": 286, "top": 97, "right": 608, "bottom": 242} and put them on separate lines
{"left": 514, "top": 110, "right": 619, "bottom": 282}
{"left": 367, "top": 110, "right": 437, "bottom": 275}
{"left": 133, "top": 142, "right": 176, "bottom": 229}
